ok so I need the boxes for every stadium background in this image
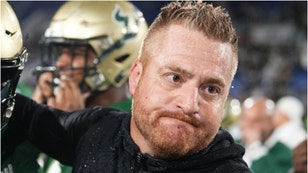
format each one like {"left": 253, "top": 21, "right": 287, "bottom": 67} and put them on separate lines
{"left": 9, "top": 1, "right": 307, "bottom": 118}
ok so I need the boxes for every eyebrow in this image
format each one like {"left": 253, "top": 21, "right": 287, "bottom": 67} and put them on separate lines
{"left": 204, "top": 77, "right": 226, "bottom": 88}
{"left": 166, "top": 65, "right": 225, "bottom": 87}
{"left": 167, "top": 65, "right": 194, "bottom": 79}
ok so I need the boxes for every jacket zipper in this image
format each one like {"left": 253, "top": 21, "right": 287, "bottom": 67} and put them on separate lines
{"left": 130, "top": 152, "right": 143, "bottom": 173}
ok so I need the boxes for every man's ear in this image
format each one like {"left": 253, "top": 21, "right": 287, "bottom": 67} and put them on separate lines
{"left": 129, "top": 59, "right": 142, "bottom": 96}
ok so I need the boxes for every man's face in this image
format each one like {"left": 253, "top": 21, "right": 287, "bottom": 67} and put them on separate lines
{"left": 55, "top": 45, "right": 96, "bottom": 84}
{"left": 239, "top": 101, "right": 273, "bottom": 144}
{"left": 129, "top": 25, "right": 235, "bottom": 159}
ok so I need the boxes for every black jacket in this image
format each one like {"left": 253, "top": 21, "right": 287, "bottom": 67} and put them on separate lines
{"left": 10, "top": 94, "right": 252, "bottom": 173}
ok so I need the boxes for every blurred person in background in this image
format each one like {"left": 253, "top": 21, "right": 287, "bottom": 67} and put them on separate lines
{"left": 239, "top": 96, "right": 292, "bottom": 173}
{"left": 271, "top": 95, "right": 307, "bottom": 173}
{"left": 272, "top": 95, "right": 306, "bottom": 150}
{"left": 1, "top": 1, "right": 31, "bottom": 172}
{"left": 32, "top": 1, "right": 148, "bottom": 111}
{"left": 31, "top": 1, "right": 148, "bottom": 172}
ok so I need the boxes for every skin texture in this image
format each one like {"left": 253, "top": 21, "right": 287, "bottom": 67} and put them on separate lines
{"left": 129, "top": 24, "right": 234, "bottom": 159}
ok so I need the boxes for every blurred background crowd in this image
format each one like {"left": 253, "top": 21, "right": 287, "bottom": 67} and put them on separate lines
{"left": 11, "top": 1, "right": 307, "bottom": 109}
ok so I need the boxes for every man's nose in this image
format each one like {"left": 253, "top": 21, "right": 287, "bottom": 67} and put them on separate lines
{"left": 176, "top": 86, "right": 200, "bottom": 115}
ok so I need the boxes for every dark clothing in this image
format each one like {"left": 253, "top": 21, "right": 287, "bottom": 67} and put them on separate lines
{"left": 10, "top": 94, "right": 252, "bottom": 173}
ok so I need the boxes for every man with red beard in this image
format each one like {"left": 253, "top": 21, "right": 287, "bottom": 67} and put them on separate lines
{"left": 10, "top": 1, "right": 252, "bottom": 172}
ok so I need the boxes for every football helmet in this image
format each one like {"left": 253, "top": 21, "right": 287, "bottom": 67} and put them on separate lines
{"left": 36, "top": 1, "right": 148, "bottom": 92}
{"left": 1, "top": 1, "right": 29, "bottom": 130}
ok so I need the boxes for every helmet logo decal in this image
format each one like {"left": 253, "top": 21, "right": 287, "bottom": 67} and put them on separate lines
{"left": 112, "top": 4, "right": 139, "bottom": 35}
{"left": 113, "top": 5, "right": 129, "bottom": 28}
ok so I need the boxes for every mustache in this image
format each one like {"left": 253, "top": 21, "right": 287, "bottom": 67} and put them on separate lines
{"left": 156, "top": 110, "right": 202, "bottom": 127}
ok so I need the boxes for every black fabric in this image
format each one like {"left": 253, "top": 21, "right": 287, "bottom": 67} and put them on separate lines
{"left": 11, "top": 94, "right": 252, "bottom": 173}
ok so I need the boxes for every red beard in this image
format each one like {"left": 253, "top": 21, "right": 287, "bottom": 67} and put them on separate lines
{"left": 132, "top": 102, "right": 213, "bottom": 159}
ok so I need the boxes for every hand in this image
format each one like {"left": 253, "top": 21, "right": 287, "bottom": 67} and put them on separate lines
{"left": 292, "top": 139, "right": 307, "bottom": 173}
{"left": 32, "top": 73, "right": 90, "bottom": 111}
{"left": 32, "top": 72, "right": 53, "bottom": 104}
{"left": 46, "top": 76, "right": 90, "bottom": 111}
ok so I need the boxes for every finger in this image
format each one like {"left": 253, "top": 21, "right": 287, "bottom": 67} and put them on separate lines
{"left": 82, "top": 92, "right": 91, "bottom": 101}
{"left": 47, "top": 96, "right": 56, "bottom": 108}
{"left": 64, "top": 78, "right": 83, "bottom": 101}
{"left": 32, "top": 86, "right": 44, "bottom": 103}
{"left": 53, "top": 78, "right": 85, "bottom": 111}
{"left": 38, "top": 72, "right": 54, "bottom": 98}
{"left": 54, "top": 80, "right": 71, "bottom": 110}
{"left": 60, "top": 78, "right": 85, "bottom": 110}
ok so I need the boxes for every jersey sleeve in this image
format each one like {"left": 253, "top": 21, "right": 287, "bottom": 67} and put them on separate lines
{"left": 9, "top": 94, "right": 110, "bottom": 165}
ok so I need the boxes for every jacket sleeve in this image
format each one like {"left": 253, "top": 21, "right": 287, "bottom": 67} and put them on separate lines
{"left": 10, "top": 93, "right": 105, "bottom": 165}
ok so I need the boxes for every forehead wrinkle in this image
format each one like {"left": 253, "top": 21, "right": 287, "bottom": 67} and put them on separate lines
{"left": 147, "top": 25, "right": 231, "bottom": 88}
